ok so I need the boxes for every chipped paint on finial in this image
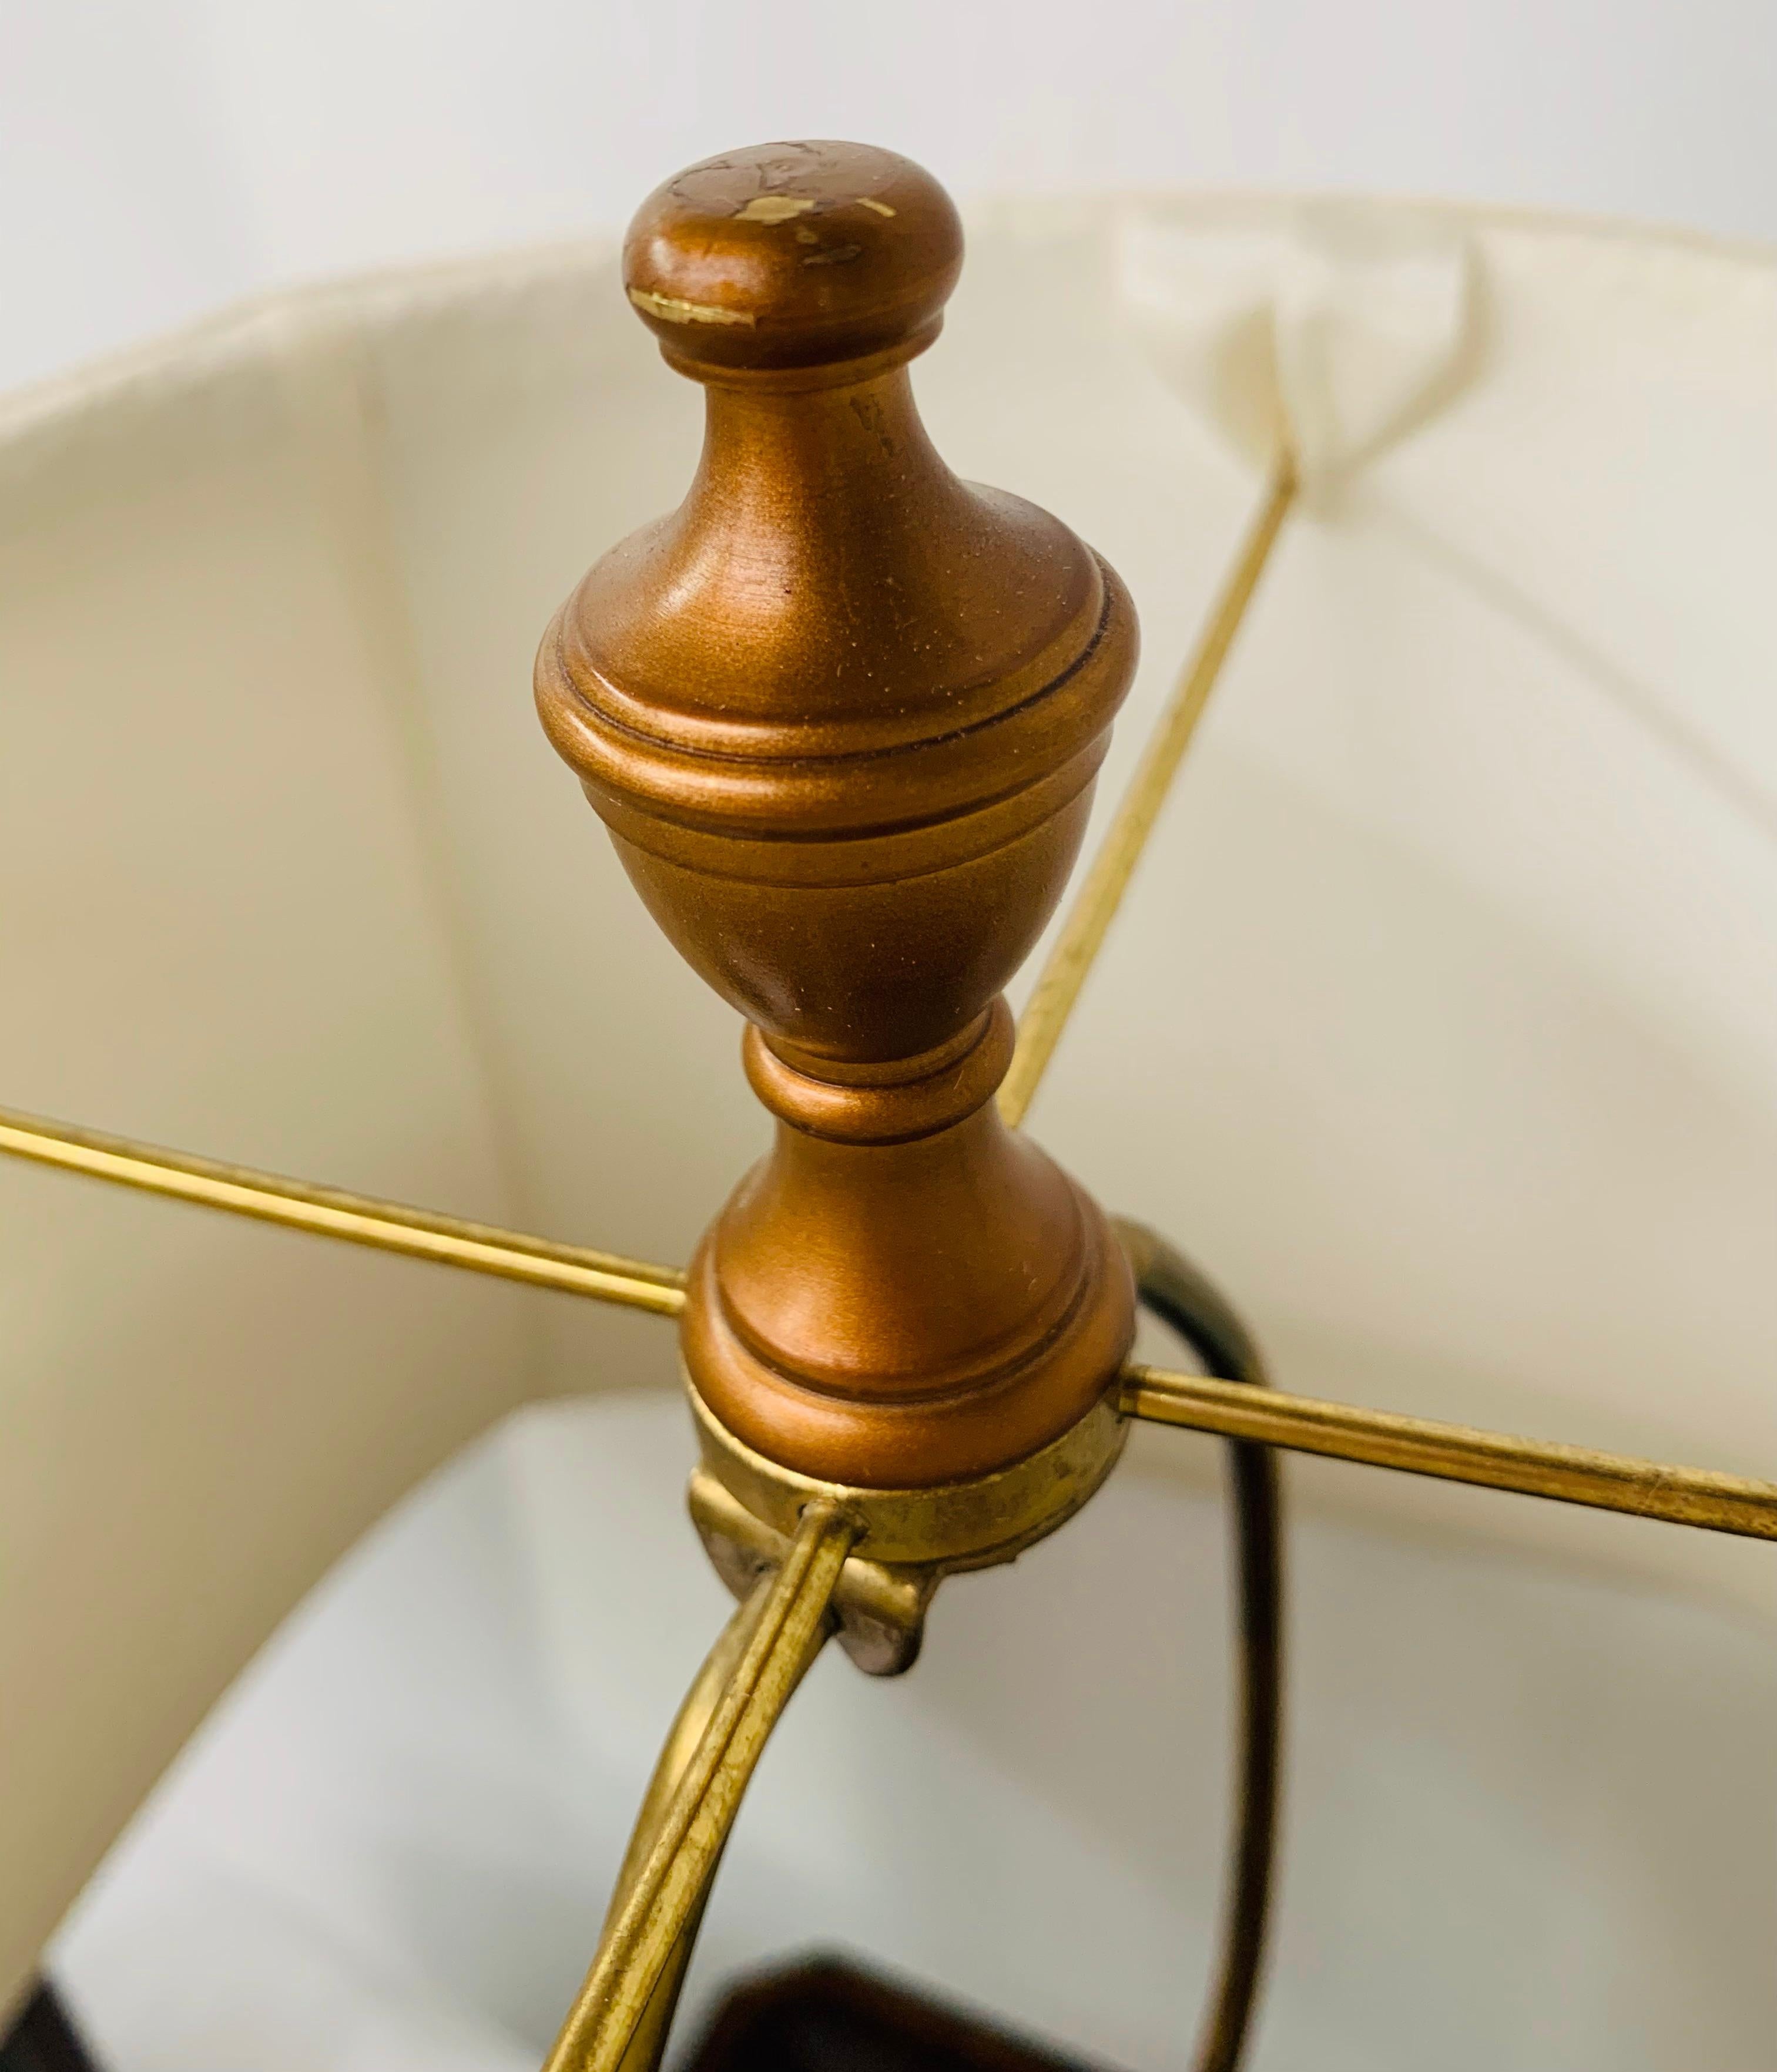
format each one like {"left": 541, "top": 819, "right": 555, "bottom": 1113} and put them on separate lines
{"left": 628, "top": 287, "right": 757, "bottom": 328}
{"left": 736, "top": 194, "right": 819, "bottom": 224}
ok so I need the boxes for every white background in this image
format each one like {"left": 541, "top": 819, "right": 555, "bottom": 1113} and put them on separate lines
{"left": 5, "top": 0, "right": 1776, "bottom": 398}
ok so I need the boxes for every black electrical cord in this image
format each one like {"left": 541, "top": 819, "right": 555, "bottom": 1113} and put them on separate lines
{"left": 1117, "top": 1221, "right": 1285, "bottom": 2072}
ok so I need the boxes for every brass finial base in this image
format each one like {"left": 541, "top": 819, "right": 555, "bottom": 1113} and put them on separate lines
{"left": 685, "top": 1372, "right": 1129, "bottom": 1675}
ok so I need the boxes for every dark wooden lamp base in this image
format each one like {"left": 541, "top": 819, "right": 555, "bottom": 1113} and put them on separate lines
{"left": 679, "top": 1957, "right": 1112, "bottom": 2072}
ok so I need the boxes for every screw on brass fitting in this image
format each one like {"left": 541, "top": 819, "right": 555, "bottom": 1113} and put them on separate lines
{"left": 537, "top": 140, "right": 1139, "bottom": 1490}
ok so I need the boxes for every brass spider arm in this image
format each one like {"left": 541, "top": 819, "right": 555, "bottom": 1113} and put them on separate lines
{"left": 1121, "top": 1363, "right": 1777, "bottom": 1542}
{"left": 999, "top": 456, "right": 1297, "bottom": 1130}
{"left": 0, "top": 1105, "right": 685, "bottom": 1317}
{"left": 543, "top": 1500, "right": 858, "bottom": 2072}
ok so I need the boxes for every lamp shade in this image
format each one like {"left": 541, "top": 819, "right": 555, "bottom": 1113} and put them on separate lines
{"left": 4, "top": 194, "right": 1776, "bottom": 2067}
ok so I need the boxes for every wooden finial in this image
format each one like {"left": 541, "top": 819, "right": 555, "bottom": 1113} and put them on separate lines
{"left": 622, "top": 138, "right": 963, "bottom": 375}
{"left": 537, "top": 140, "right": 1139, "bottom": 1489}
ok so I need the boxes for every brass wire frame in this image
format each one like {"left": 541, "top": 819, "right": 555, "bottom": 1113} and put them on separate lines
{"left": 1121, "top": 1364, "right": 1777, "bottom": 1540}
{"left": 5, "top": 462, "right": 1775, "bottom": 2070}
{"left": 998, "top": 458, "right": 1298, "bottom": 1130}
{"left": 540, "top": 1503, "right": 859, "bottom": 2072}
{"left": 0, "top": 1107, "right": 685, "bottom": 1315}
{"left": 8, "top": 1096, "right": 1770, "bottom": 1542}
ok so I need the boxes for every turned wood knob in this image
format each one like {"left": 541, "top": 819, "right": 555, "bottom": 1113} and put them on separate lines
{"left": 537, "top": 141, "right": 1138, "bottom": 1489}
{"left": 623, "top": 139, "right": 963, "bottom": 375}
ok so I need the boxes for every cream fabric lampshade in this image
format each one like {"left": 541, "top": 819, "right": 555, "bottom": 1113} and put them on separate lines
{"left": 4, "top": 197, "right": 1775, "bottom": 2068}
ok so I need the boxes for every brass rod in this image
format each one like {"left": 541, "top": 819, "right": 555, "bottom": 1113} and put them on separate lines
{"left": 1121, "top": 1364, "right": 1777, "bottom": 1542}
{"left": 605, "top": 1581, "right": 776, "bottom": 2072}
{"left": 0, "top": 1104, "right": 685, "bottom": 1317}
{"left": 1000, "top": 459, "right": 1297, "bottom": 1129}
{"left": 542, "top": 1500, "right": 858, "bottom": 2072}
